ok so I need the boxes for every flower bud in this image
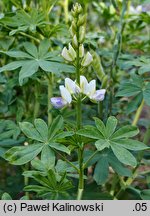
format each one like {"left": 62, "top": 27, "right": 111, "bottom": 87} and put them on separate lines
{"left": 69, "top": 25, "right": 75, "bottom": 37}
{"left": 77, "top": 14, "right": 86, "bottom": 27}
{"left": 81, "top": 52, "right": 93, "bottom": 67}
{"left": 72, "top": 35, "right": 78, "bottom": 48}
{"left": 79, "top": 44, "right": 84, "bottom": 58}
{"left": 72, "top": 3, "right": 83, "bottom": 17}
{"left": 79, "top": 26, "right": 85, "bottom": 43}
{"left": 62, "top": 47, "right": 73, "bottom": 62}
{"left": 61, "top": 44, "right": 76, "bottom": 62}
{"left": 68, "top": 43, "right": 76, "bottom": 60}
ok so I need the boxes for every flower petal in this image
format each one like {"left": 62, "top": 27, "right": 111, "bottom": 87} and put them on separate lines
{"left": 61, "top": 47, "right": 73, "bottom": 62}
{"left": 50, "top": 97, "right": 67, "bottom": 108}
{"left": 86, "top": 80, "right": 96, "bottom": 97}
{"left": 81, "top": 52, "right": 93, "bottom": 67}
{"left": 90, "top": 89, "right": 106, "bottom": 101}
{"left": 65, "top": 78, "right": 80, "bottom": 94}
{"left": 80, "top": 75, "right": 88, "bottom": 94}
{"left": 59, "top": 85, "right": 72, "bottom": 104}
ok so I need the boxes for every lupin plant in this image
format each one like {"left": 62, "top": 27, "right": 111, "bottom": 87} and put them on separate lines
{"left": 0, "top": 0, "right": 150, "bottom": 201}
{"left": 51, "top": 3, "right": 106, "bottom": 200}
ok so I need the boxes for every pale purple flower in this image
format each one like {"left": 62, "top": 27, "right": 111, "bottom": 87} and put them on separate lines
{"left": 50, "top": 97, "right": 67, "bottom": 108}
{"left": 90, "top": 89, "right": 106, "bottom": 102}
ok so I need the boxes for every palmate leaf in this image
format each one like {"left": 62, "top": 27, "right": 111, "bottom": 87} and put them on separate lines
{"left": 0, "top": 40, "right": 75, "bottom": 85}
{"left": 93, "top": 150, "right": 132, "bottom": 185}
{"left": 0, "top": 9, "right": 47, "bottom": 34}
{"left": 14, "top": 117, "right": 71, "bottom": 165}
{"left": 116, "top": 74, "right": 150, "bottom": 107}
{"left": 117, "top": 54, "right": 150, "bottom": 75}
{"left": 4, "top": 143, "right": 43, "bottom": 165}
{"left": 78, "top": 116, "right": 148, "bottom": 167}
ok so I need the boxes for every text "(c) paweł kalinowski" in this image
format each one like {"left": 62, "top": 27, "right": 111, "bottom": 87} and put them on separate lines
{"left": 20, "top": 202, "right": 104, "bottom": 212}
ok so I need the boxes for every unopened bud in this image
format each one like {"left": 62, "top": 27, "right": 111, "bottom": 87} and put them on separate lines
{"left": 79, "top": 26, "right": 85, "bottom": 43}
{"left": 79, "top": 44, "right": 84, "bottom": 58}
{"left": 77, "top": 14, "right": 86, "bottom": 27}
{"left": 69, "top": 25, "right": 75, "bottom": 37}
{"left": 72, "top": 35, "right": 78, "bottom": 48}
{"left": 68, "top": 43, "right": 76, "bottom": 59}
{"left": 81, "top": 52, "right": 93, "bottom": 67}
{"left": 72, "top": 3, "right": 83, "bottom": 16}
{"left": 61, "top": 44, "right": 76, "bottom": 62}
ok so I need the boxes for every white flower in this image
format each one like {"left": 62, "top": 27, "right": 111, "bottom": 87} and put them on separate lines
{"left": 62, "top": 47, "right": 73, "bottom": 62}
{"left": 80, "top": 76, "right": 89, "bottom": 94}
{"left": 59, "top": 85, "right": 72, "bottom": 104}
{"left": 65, "top": 78, "right": 80, "bottom": 94}
{"left": 129, "top": 5, "right": 142, "bottom": 15}
{"left": 61, "top": 44, "right": 76, "bottom": 62}
{"left": 81, "top": 52, "right": 93, "bottom": 67}
{"left": 90, "top": 89, "right": 106, "bottom": 101}
{"left": 80, "top": 76, "right": 96, "bottom": 97}
{"left": 98, "top": 36, "right": 105, "bottom": 44}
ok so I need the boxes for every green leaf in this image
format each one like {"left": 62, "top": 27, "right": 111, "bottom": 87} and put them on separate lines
{"left": 5, "top": 143, "right": 43, "bottom": 165}
{"left": 111, "top": 144, "right": 137, "bottom": 166}
{"left": 106, "top": 116, "right": 118, "bottom": 138}
{"left": 24, "top": 42, "right": 38, "bottom": 58}
{"left": 19, "top": 122, "right": 44, "bottom": 142}
{"left": 53, "top": 131, "right": 74, "bottom": 140}
{"left": 49, "top": 115, "right": 63, "bottom": 139}
{"left": 0, "top": 61, "right": 23, "bottom": 73}
{"left": 1, "top": 193, "right": 12, "bottom": 200}
{"left": 111, "top": 139, "right": 149, "bottom": 151}
{"left": 77, "top": 126, "right": 103, "bottom": 139}
{"left": 38, "top": 39, "right": 50, "bottom": 58}
{"left": 94, "top": 117, "right": 106, "bottom": 137}
{"left": 139, "top": 64, "right": 150, "bottom": 74}
{"left": 2, "top": 50, "right": 33, "bottom": 59}
{"left": 111, "top": 125, "right": 139, "bottom": 139}
{"left": 24, "top": 185, "right": 49, "bottom": 193}
{"left": 39, "top": 60, "right": 75, "bottom": 74}
{"left": 140, "top": 190, "right": 150, "bottom": 200}
{"left": 94, "top": 157, "right": 109, "bottom": 185}
{"left": 19, "top": 60, "right": 39, "bottom": 85}
{"left": 49, "top": 142, "right": 70, "bottom": 155}
{"left": 34, "top": 119, "right": 48, "bottom": 142}
{"left": 108, "top": 153, "right": 132, "bottom": 177}
{"left": 95, "top": 139, "right": 110, "bottom": 151}
{"left": 41, "top": 145, "right": 55, "bottom": 170}
{"left": 31, "top": 159, "right": 46, "bottom": 172}
{"left": 116, "top": 83, "right": 141, "bottom": 97}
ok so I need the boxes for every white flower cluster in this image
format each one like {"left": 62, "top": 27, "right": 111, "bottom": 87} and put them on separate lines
{"left": 51, "top": 76, "right": 106, "bottom": 108}
{"left": 61, "top": 43, "right": 93, "bottom": 67}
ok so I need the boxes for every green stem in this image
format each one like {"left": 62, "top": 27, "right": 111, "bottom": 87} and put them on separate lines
{"left": 24, "top": 163, "right": 29, "bottom": 198}
{"left": 75, "top": 22, "right": 84, "bottom": 200}
{"left": 34, "top": 82, "right": 40, "bottom": 118}
{"left": 53, "top": 149, "right": 79, "bottom": 172}
{"left": 132, "top": 99, "right": 144, "bottom": 126}
{"left": 77, "top": 148, "right": 84, "bottom": 200}
{"left": 64, "top": 0, "right": 69, "bottom": 24}
{"left": 47, "top": 73, "right": 53, "bottom": 126}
